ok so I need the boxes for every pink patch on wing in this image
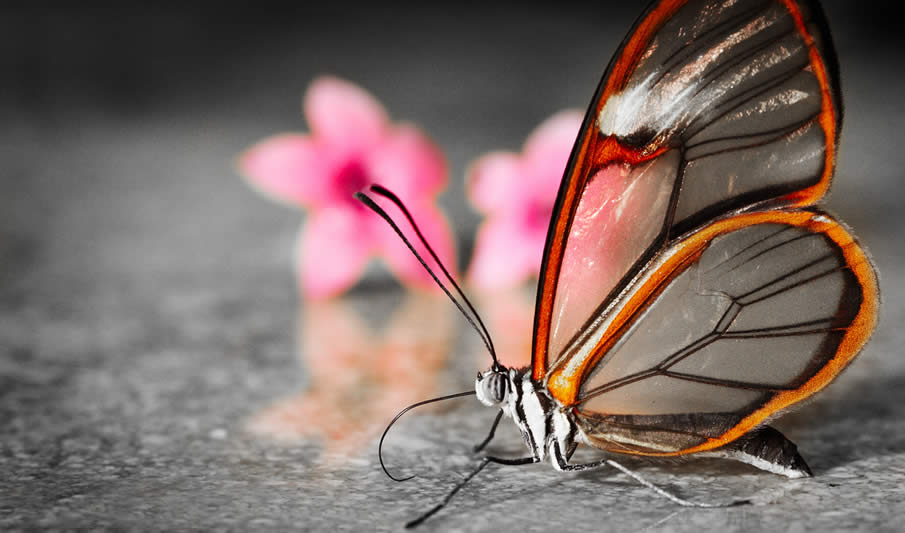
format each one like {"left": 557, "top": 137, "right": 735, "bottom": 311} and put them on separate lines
{"left": 547, "top": 153, "right": 677, "bottom": 360}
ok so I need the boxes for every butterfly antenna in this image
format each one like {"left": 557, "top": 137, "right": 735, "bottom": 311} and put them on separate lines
{"left": 355, "top": 185, "right": 500, "bottom": 369}
{"left": 378, "top": 390, "right": 476, "bottom": 482}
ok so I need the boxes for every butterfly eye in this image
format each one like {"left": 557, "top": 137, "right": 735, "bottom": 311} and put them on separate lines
{"left": 489, "top": 373, "right": 507, "bottom": 403}
{"left": 476, "top": 371, "right": 507, "bottom": 406}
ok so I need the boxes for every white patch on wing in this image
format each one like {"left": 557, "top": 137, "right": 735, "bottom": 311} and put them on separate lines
{"left": 596, "top": 10, "right": 783, "bottom": 143}
{"left": 598, "top": 73, "right": 658, "bottom": 137}
{"left": 597, "top": 70, "right": 705, "bottom": 142}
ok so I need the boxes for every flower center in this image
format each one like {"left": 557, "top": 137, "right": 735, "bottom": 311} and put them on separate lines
{"left": 336, "top": 160, "right": 370, "bottom": 195}
{"left": 525, "top": 198, "right": 554, "bottom": 234}
{"left": 333, "top": 160, "right": 372, "bottom": 209}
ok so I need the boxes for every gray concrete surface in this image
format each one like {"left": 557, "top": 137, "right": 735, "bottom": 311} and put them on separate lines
{"left": 2, "top": 3, "right": 904, "bottom": 531}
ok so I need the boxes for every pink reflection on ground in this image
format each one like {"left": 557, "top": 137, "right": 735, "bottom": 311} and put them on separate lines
{"left": 247, "top": 293, "right": 454, "bottom": 460}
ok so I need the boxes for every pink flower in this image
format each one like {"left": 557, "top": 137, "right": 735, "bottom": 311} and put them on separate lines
{"left": 466, "top": 110, "right": 584, "bottom": 290}
{"left": 238, "top": 76, "right": 456, "bottom": 299}
{"left": 473, "top": 287, "right": 535, "bottom": 369}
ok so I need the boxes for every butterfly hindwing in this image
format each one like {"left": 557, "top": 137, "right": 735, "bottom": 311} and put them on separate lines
{"left": 549, "top": 209, "right": 877, "bottom": 455}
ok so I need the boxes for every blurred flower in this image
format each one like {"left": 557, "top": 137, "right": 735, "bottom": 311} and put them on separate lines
{"left": 246, "top": 293, "right": 454, "bottom": 460}
{"left": 466, "top": 110, "right": 583, "bottom": 290}
{"left": 473, "top": 285, "right": 536, "bottom": 369}
{"left": 238, "top": 76, "right": 456, "bottom": 299}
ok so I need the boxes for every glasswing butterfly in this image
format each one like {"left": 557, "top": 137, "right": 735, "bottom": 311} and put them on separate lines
{"left": 356, "top": 0, "right": 878, "bottom": 527}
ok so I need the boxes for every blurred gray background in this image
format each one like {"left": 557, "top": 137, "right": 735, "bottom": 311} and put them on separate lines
{"left": 2, "top": 2, "right": 903, "bottom": 530}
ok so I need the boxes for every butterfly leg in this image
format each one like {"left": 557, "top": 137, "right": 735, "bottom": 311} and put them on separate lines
{"left": 406, "top": 455, "right": 537, "bottom": 529}
{"left": 551, "top": 442, "right": 748, "bottom": 508}
{"left": 473, "top": 409, "right": 504, "bottom": 453}
{"left": 551, "top": 440, "right": 610, "bottom": 472}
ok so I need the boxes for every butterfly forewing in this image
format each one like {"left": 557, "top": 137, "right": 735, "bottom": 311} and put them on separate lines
{"left": 533, "top": 0, "right": 841, "bottom": 381}
{"left": 545, "top": 152, "right": 679, "bottom": 362}
{"left": 555, "top": 210, "right": 877, "bottom": 455}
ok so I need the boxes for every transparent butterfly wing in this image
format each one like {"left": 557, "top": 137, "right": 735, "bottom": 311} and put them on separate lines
{"left": 533, "top": 0, "right": 841, "bottom": 379}
{"left": 558, "top": 209, "right": 877, "bottom": 454}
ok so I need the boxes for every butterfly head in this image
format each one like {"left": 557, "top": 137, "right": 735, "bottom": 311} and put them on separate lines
{"left": 475, "top": 368, "right": 510, "bottom": 407}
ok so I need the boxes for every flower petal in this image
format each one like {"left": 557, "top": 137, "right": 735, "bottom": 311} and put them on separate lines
{"left": 304, "top": 76, "right": 389, "bottom": 156}
{"left": 473, "top": 286, "right": 535, "bottom": 368}
{"left": 296, "top": 208, "right": 375, "bottom": 299}
{"left": 466, "top": 110, "right": 584, "bottom": 290}
{"left": 523, "top": 109, "right": 584, "bottom": 158}
{"left": 373, "top": 201, "right": 457, "bottom": 291}
{"left": 237, "top": 133, "right": 334, "bottom": 207}
{"left": 366, "top": 123, "right": 447, "bottom": 200}
{"left": 467, "top": 217, "right": 545, "bottom": 290}
{"left": 466, "top": 151, "right": 526, "bottom": 214}
{"left": 522, "top": 109, "right": 584, "bottom": 200}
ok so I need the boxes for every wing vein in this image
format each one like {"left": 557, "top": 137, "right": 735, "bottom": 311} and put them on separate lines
{"left": 654, "top": 1, "right": 775, "bottom": 87}
{"left": 684, "top": 56, "right": 811, "bottom": 141}
{"left": 659, "top": 370, "right": 795, "bottom": 391}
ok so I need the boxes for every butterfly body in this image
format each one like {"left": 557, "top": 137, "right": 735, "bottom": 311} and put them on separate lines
{"left": 477, "top": 367, "right": 575, "bottom": 468}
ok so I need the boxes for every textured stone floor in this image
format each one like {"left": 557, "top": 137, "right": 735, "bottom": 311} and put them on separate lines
{"left": 2, "top": 3, "right": 904, "bottom": 531}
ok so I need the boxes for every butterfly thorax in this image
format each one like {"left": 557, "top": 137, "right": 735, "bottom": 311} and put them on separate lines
{"left": 476, "top": 367, "right": 578, "bottom": 467}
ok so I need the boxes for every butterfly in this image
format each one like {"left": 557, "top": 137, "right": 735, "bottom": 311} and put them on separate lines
{"left": 356, "top": 0, "right": 878, "bottom": 527}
